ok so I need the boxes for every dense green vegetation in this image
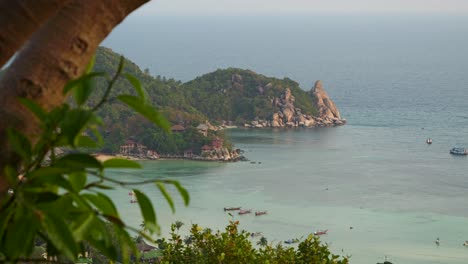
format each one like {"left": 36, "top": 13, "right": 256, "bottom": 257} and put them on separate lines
{"left": 91, "top": 47, "right": 319, "bottom": 154}
{"left": 183, "top": 68, "right": 318, "bottom": 123}
{"left": 91, "top": 47, "right": 221, "bottom": 154}
{"left": 158, "top": 221, "right": 349, "bottom": 264}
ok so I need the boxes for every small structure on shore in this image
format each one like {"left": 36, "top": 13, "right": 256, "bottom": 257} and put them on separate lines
{"left": 119, "top": 139, "right": 159, "bottom": 159}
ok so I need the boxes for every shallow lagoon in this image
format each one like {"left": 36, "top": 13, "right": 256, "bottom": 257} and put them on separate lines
{"left": 109, "top": 126, "right": 468, "bottom": 264}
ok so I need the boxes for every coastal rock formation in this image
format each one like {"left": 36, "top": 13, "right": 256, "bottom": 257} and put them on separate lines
{"left": 311, "top": 80, "right": 341, "bottom": 120}
{"left": 242, "top": 80, "right": 345, "bottom": 128}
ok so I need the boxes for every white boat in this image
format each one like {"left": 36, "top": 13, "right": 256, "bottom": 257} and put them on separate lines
{"left": 450, "top": 147, "right": 467, "bottom": 156}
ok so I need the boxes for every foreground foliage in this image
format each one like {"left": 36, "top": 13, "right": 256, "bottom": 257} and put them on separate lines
{"left": 157, "top": 221, "right": 349, "bottom": 264}
{"left": 0, "top": 57, "right": 188, "bottom": 263}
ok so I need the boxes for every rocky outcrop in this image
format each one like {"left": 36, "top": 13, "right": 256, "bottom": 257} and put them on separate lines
{"left": 242, "top": 79, "right": 346, "bottom": 128}
{"left": 311, "top": 80, "right": 341, "bottom": 120}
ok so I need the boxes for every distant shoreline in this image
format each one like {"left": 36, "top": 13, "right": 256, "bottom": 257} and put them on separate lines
{"left": 93, "top": 153, "right": 247, "bottom": 163}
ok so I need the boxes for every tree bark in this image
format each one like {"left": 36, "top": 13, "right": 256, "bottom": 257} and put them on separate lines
{"left": 0, "top": 0, "right": 71, "bottom": 68}
{"left": 0, "top": 0, "right": 149, "bottom": 196}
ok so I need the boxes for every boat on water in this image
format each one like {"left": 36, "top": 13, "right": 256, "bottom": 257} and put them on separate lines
{"left": 284, "top": 238, "right": 299, "bottom": 244}
{"left": 314, "top": 229, "right": 328, "bottom": 236}
{"left": 255, "top": 211, "right": 267, "bottom": 216}
{"left": 250, "top": 232, "right": 263, "bottom": 237}
{"left": 450, "top": 147, "right": 468, "bottom": 156}
{"left": 238, "top": 209, "right": 251, "bottom": 215}
{"left": 224, "top": 207, "right": 241, "bottom": 211}
{"left": 426, "top": 138, "right": 433, "bottom": 144}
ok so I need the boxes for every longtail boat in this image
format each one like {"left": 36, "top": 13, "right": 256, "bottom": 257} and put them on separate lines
{"left": 238, "top": 209, "right": 251, "bottom": 215}
{"left": 224, "top": 207, "right": 241, "bottom": 211}
{"left": 255, "top": 211, "right": 267, "bottom": 216}
{"left": 314, "top": 229, "right": 328, "bottom": 236}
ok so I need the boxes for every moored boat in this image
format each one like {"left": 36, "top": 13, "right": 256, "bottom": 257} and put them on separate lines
{"left": 426, "top": 138, "right": 432, "bottom": 144}
{"left": 238, "top": 209, "right": 251, "bottom": 215}
{"left": 450, "top": 147, "right": 467, "bottom": 156}
{"left": 284, "top": 238, "right": 299, "bottom": 244}
{"left": 255, "top": 211, "right": 267, "bottom": 216}
{"left": 314, "top": 229, "right": 328, "bottom": 236}
{"left": 224, "top": 207, "right": 241, "bottom": 211}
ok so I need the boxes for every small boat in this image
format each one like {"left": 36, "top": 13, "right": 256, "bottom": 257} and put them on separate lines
{"left": 255, "top": 211, "right": 267, "bottom": 216}
{"left": 224, "top": 207, "right": 241, "bottom": 211}
{"left": 450, "top": 147, "right": 468, "bottom": 156}
{"left": 314, "top": 229, "right": 328, "bottom": 236}
{"left": 284, "top": 238, "right": 299, "bottom": 244}
{"left": 130, "top": 199, "right": 138, "bottom": 203}
{"left": 426, "top": 138, "right": 432, "bottom": 144}
{"left": 238, "top": 209, "right": 251, "bottom": 215}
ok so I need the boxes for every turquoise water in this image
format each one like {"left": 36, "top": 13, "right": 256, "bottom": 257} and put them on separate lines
{"left": 107, "top": 127, "right": 468, "bottom": 264}
{"left": 103, "top": 14, "right": 468, "bottom": 263}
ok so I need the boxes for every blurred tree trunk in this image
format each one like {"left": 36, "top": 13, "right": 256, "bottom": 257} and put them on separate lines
{"left": 0, "top": 0, "right": 149, "bottom": 197}
{"left": 0, "top": 0, "right": 71, "bottom": 66}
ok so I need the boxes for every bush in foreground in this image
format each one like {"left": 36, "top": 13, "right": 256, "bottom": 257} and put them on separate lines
{"left": 157, "top": 221, "right": 349, "bottom": 264}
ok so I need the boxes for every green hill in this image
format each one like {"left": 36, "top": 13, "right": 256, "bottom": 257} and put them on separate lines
{"left": 90, "top": 47, "right": 342, "bottom": 155}
{"left": 182, "top": 68, "right": 318, "bottom": 123}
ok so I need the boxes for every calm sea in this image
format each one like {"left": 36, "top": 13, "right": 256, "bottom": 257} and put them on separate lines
{"left": 104, "top": 14, "right": 468, "bottom": 263}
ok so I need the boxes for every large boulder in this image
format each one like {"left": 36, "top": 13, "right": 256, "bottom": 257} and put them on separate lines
{"left": 310, "top": 80, "right": 341, "bottom": 120}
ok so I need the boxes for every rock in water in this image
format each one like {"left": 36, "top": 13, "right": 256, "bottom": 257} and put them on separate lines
{"left": 311, "top": 80, "right": 341, "bottom": 120}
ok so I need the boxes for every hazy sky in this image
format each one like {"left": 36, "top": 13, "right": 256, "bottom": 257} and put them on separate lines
{"left": 136, "top": 0, "right": 468, "bottom": 15}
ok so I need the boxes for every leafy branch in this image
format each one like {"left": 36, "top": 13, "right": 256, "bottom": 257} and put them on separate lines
{"left": 0, "top": 56, "right": 189, "bottom": 263}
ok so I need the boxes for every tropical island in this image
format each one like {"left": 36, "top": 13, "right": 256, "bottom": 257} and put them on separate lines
{"left": 91, "top": 47, "right": 345, "bottom": 161}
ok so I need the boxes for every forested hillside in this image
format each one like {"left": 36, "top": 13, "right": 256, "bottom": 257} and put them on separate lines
{"left": 90, "top": 47, "right": 341, "bottom": 154}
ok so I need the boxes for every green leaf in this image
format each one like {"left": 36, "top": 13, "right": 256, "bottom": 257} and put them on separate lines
{"left": 71, "top": 213, "right": 95, "bottom": 241}
{"left": 156, "top": 182, "right": 175, "bottom": 213}
{"left": 63, "top": 72, "right": 106, "bottom": 95}
{"left": 6, "top": 128, "right": 32, "bottom": 162}
{"left": 55, "top": 153, "right": 102, "bottom": 170}
{"left": 168, "top": 180, "right": 190, "bottom": 206}
{"left": 133, "top": 190, "right": 158, "bottom": 233}
{"left": 17, "top": 97, "right": 47, "bottom": 121}
{"left": 28, "top": 167, "right": 72, "bottom": 179}
{"left": 125, "top": 73, "right": 147, "bottom": 101}
{"left": 68, "top": 171, "right": 87, "bottom": 192}
{"left": 26, "top": 173, "right": 74, "bottom": 192}
{"left": 118, "top": 95, "right": 170, "bottom": 132}
{"left": 83, "top": 193, "right": 118, "bottom": 217}
{"left": 4, "top": 211, "right": 38, "bottom": 259}
{"left": 85, "top": 55, "right": 96, "bottom": 74}
{"left": 103, "top": 158, "right": 141, "bottom": 169}
{"left": 76, "top": 135, "right": 98, "bottom": 148}
{"left": 59, "top": 109, "right": 93, "bottom": 146}
{"left": 4, "top": 165, "right": 17, "bottom": 185}
{"left": 42, "top": 210, "right": 79, "bottom": 260}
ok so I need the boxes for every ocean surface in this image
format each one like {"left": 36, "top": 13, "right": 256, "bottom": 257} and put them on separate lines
{"left": 103, "top": 14, "right": 468, "bottom": 263}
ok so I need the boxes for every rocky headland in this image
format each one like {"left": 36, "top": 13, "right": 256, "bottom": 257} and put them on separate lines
{"left": 241, "top": 80, "right": 346, "bottom": 128}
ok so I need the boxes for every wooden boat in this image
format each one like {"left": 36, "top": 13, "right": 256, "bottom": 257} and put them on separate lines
{"left": 314, "top": 229, "right": 328, "bottom": 236}
{"left": 450, "top": 147, "right": 467, "bottom": 155}
{"left": 238, "top": 209, "right": 251, "bottom": 215}
{"left": 255, "top": 211, "right": 267, "bottom": 216}
{"left": 224, "top": 207, "right": 241, "bottom": 211}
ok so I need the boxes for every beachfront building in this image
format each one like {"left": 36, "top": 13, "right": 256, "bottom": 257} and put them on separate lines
{"left": 119, "top": 139, "right": 159, "bottom": 159}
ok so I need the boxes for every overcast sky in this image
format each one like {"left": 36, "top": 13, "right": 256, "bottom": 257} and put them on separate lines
{"left": 136, "top": 0, "right": 468, "bottom": 16}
